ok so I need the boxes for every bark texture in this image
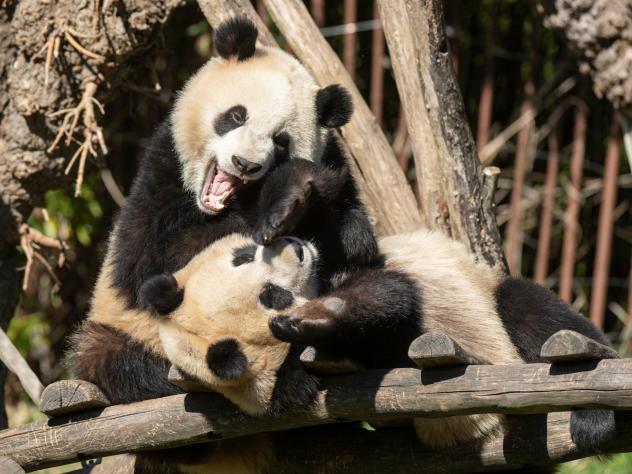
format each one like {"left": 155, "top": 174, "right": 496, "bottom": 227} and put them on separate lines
{"left": 0, "top": 0, "right": 184, "bottom": 428}
{"left": 538, "top": 0, "right": 632, "bottom": 111}
{"left": 376, "top": 0, "right": 506, "bottom": 270}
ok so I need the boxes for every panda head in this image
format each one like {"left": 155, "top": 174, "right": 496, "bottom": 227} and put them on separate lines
{"left": 156, "top": 233, "right": 320, "bottom": 414}
{"left": 171, "top": 17, "right": 353, "bottom": 215}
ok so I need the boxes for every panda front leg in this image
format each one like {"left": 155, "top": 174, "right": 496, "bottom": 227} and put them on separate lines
{"left": 270, "top": 268, "right": 421, "bottom": 368}
{"left": 253, "top": 159, "right": 348, "bottom": 245}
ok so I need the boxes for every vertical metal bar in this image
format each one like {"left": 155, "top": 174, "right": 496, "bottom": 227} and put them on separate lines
{"left": 505, "top": 80, "right": 535, "bottom": 275}
{"left": 370, "top": 2, "right": 385, "bottom": 126}
{"left": 559, "top": 92, "right": 588, "bottom": 302}
{"left": 505, "top": 24, "right": 539, "bottom": 275}
{"left": 449, "top": 2, "right": 461, "bottom": 76}
{"left": 343, "top": 0, "right": 357, "bottom": 80}
{"left": 534, "top": 129, "right": 560, "bottom": 284}
{"left": 589, "top": 117, "right": 621, "bottom": 328}
{"left": 310, "top": 0, "right": 325, "bottom": 27}
{"left": 476, "top": 0, "right": 498, "bottom": 150}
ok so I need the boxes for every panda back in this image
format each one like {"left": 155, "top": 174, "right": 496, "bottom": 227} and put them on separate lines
{"left": 379, "top": 230, "right": 522, "bottom": 365}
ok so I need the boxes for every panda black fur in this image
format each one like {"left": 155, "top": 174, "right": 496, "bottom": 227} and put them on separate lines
{"left": 68, "top": 17, "right": 386, "bottom": 405}
{"left": 147, "top": 230, "right": 615, "bottom": 458}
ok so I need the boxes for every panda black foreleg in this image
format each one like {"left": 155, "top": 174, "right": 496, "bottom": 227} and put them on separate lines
{"left": 495, "top": 277, "right": 617, "bottom": 452}
{"left": 269, "top": 268, "right": 421, "bottom": 368}
{"left": 139, "top": 273, "right": 184, "bottom": 315}
{"left": 253, "top": 158, "right": 349, "bottom": 245}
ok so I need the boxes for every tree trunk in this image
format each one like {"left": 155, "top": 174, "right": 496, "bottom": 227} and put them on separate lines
{"left": 0, "top": 0, "right": 184, "bottom": 428}
{"left": 376, "top": 0, "right": 506, "bottom": 270}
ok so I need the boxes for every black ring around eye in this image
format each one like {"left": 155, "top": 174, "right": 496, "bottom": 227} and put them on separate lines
{"left": 273, "top": 131, "right": 290, "bottom": 148}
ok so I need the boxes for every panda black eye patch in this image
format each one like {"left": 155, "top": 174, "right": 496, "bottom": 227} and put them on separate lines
{"left": 259, "top": 283, "right": 294, "bottom": 310}
{"left": 232, "top": 244, "right": 257, "bottom": 266}
{"left": 215, "top": 105, "right": 248, "bottom": 136}
{"left": 273, "top": 131, "right": 290, "bottom": 148}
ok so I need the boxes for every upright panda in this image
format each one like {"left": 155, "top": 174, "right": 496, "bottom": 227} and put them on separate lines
{"left": 70, "top": 16, "right": 407, "bottom": 405}
{"left": 145, "top": 230, "right": 615, "bottom": 459}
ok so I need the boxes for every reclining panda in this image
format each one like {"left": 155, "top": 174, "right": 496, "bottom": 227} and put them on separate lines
{"left": 140, "top": 230, "right": 613, "bottom": 459}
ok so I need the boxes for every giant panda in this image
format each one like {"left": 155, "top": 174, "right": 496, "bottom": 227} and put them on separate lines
{"left": 143, "top": 229, "right": 615, "bottom": 465}
{"left": 70, "top": 16, "right": 412, "bottom": 406}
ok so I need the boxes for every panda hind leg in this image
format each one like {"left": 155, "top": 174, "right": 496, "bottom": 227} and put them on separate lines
{"left": 495, "top": 277, "right": 618, "bottom": 453}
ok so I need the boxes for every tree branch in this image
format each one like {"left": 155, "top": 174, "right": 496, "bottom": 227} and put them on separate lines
{"left": 376, "top": 0, "right": 506, "bottom": 269}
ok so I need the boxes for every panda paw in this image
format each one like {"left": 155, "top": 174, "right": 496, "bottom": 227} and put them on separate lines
{"left": 269, "top": 297, "right": 345, "bottom": 345}
{"left": 254, "top": 181, "right": 313, "bottom": 245}
{"left": 139, "top": 273, "right": 184, "bottom": 316}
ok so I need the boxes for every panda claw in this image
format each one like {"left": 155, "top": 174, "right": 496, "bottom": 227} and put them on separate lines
{"left": 269, "top": 314, "right": 335, "bottom": 345}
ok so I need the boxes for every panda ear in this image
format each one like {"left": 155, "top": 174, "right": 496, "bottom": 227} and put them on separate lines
{"left": 139, "top": 273, "right": 184, "bottom": 316}
{"left": 206, "top": 338, "right": 248, "bottom": 380}
{"left": 316, "top": 84, "right": 353, "bottom": 128}
{"left": 214, "top": 17, "right": 258, "bottom": 61}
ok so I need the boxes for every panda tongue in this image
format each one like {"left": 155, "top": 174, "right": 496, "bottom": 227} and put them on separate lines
{"left": 211, "top": 170, "right": 240, "bottom": 196}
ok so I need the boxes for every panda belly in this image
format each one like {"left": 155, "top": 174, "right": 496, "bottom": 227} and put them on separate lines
{"left": 379, "top": 230, "right": 524, "bottom": 448}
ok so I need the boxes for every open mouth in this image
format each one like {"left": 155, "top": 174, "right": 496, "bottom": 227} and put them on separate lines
{"left": 200, "top": 162, "right": 244, "bottom": 213}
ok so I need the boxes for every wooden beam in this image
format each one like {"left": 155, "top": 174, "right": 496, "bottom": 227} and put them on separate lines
{"left": 408, "top": 332, "right": 490, "bottom": 368}
{"left": 39, "top": 380, "right": 111, "bottom": 416}
{"left": 0, "top": 457, "right": 24, "bottom": 474}
{"left": 541, "top": 330, "right": 619, "bottom": 362}
{"left": 4, "top": 360, "right": 632, "bottom": 471}
{"left": 376, "top": 0, "right": 506, "bottom": 270}
{"left": 0, "top": 328, "right": 43, "bottom": 406}
{"left": 272, "top": 412, "right": 632, "bottom": 473}
{"left": 197, "top": 0, "right": 421, "bottom": 236}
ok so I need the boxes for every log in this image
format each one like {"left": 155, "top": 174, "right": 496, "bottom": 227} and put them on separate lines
{"left": 39, "top": 380, "right": 111, "bottom": 416}
{"left": 272, "top": 412, "right": 632, "bottom": 473}
{"left": 408, "top": 332, "right": 490, "bottom": 368}
{"left": 376, "top": 0, "right": 506, "bottom": 270}
{"left": 0, "top": 328, "right": 44, "bottom": 406}
{"left": 4, "top": 360, "right": 632, "bottom": 471}
{"left": 299, "top": 347, "right": 363, "bottom": 374}
{"left": 541, "top": 330, "right": 619, "bottom": 363}
{"left": 0, "top": 457, "right": 25, "bottom": 474}
{"left": 197, "top": 0, "right": 422, "bottom": 236}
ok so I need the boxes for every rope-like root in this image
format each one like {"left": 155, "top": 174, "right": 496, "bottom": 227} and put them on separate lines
{"left": 48, "top": 82, "right": 108, "bottom": 196}
{"left": 19, "top": 224, "right": 67, "bottom": 292}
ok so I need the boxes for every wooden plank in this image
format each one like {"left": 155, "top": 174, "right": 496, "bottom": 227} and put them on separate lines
{"left": 541, "top": 330, "right": 619, "bottom": 362}
{"left": 4, "top": 359, "right": 632, "bottom": 471}
{"left": 39, "top": 380, "right": 110, "bottom": 416}
{"left": 0, "top": 457, "right": 25, "bottom": 474}
{"left": 272, "top": 412, "right": 632, "bottom": 473}
{"left": 0, "top": 327, "right": 44, "bottom": 406}
{"left": 299, "top": 347, "right": 363, "bottom": 374}
{"left": 408, "top": 332, "right": 489, "bottom": 368}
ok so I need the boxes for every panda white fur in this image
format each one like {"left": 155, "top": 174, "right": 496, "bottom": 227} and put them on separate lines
{"left": 147, "top": 229, "right": 615, "bottom": 463}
